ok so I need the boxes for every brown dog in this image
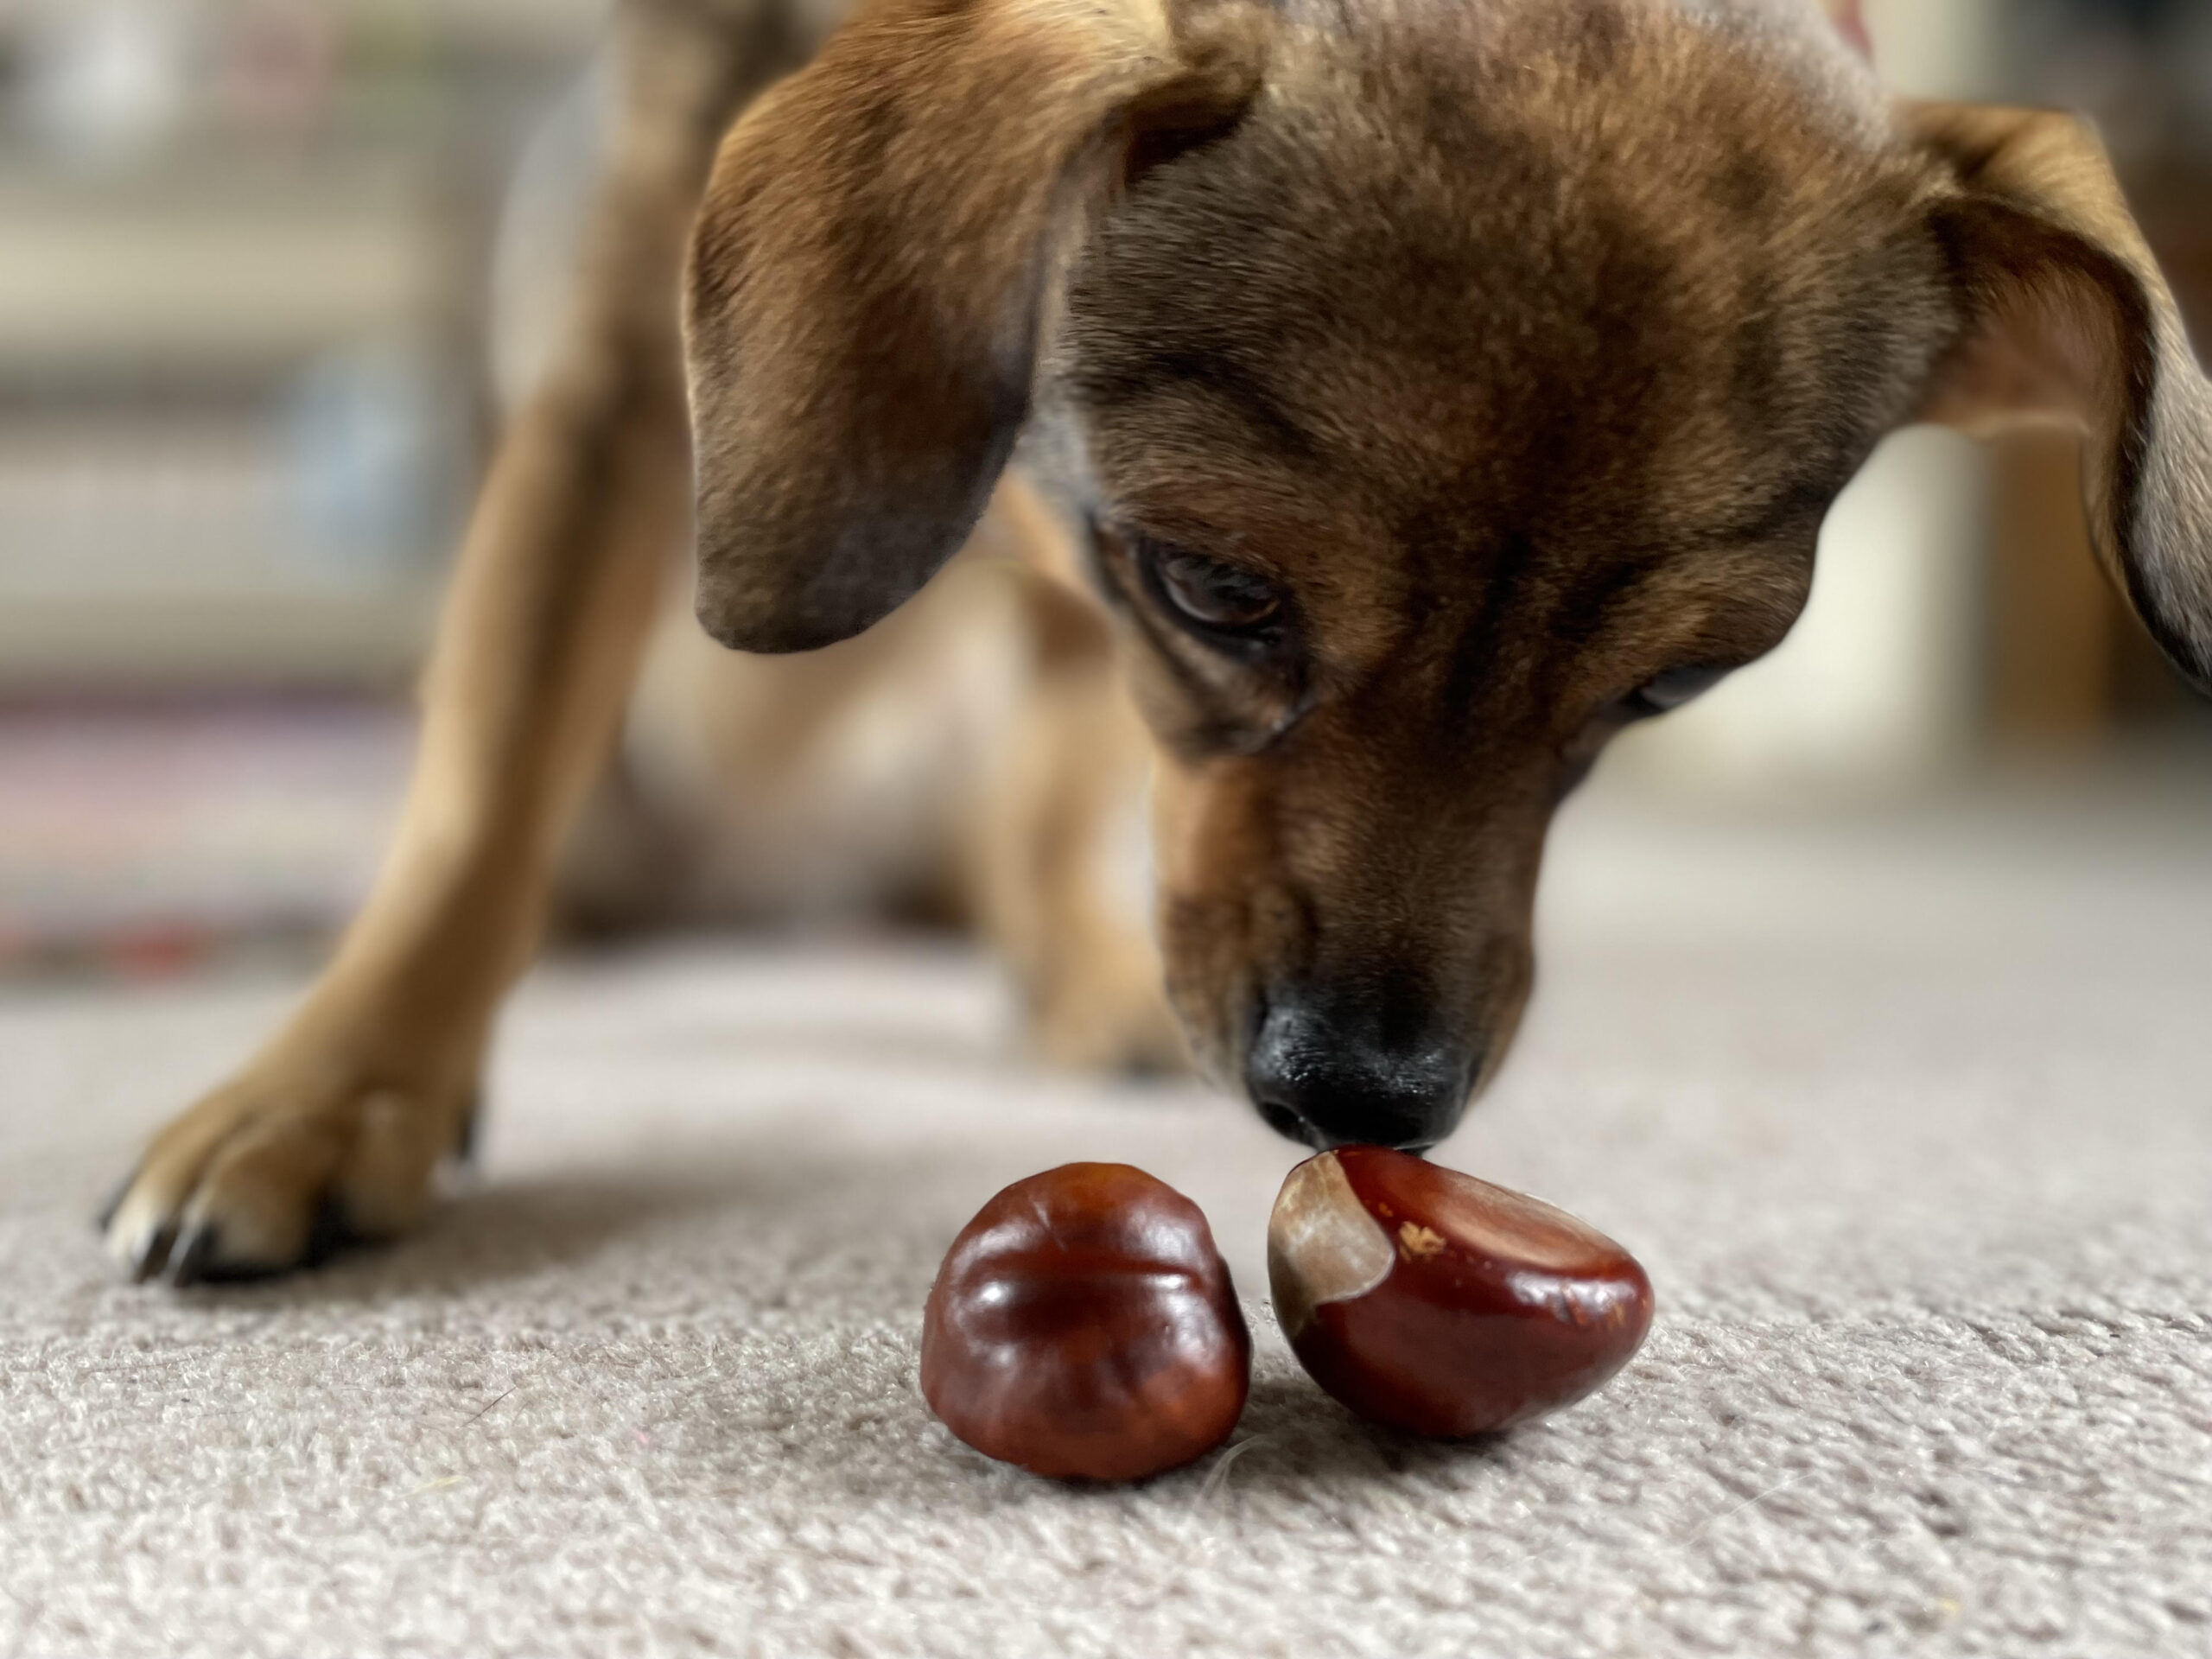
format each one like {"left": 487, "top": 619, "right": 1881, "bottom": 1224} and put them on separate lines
{"left": 104, "top": 0, "right": 2212, "bottom": 1282}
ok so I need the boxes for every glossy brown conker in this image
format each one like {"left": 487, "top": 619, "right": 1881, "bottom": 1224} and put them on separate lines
{"left": 920, "top": 1163, "right": 1250, "bottom": 1481}
{"left": 1268, "top": 1147, "right": 1653, "bottom": 1437}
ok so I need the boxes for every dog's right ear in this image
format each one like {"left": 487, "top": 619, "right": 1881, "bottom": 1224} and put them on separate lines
{"left": 683, "top": 0, "right": 1267, "bottom": 653}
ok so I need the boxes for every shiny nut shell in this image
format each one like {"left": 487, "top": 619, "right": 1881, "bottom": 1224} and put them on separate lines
{"left": 922, "top": 1163, "right": 1250, "bottom": 1481}
{"left": 1268, "top": 1147, "right": 1652, "bottom": 1437}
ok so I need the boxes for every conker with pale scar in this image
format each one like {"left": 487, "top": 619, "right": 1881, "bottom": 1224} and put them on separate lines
{"left": 921, "top": 1163, "right": 1249, "bottom": 1481}
{"left": 1268, "top": 1147, "right": 1652, "bottom": 1437}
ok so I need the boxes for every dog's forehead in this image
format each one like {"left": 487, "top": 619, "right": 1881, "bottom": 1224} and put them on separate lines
{"left": 1062, "top": 0, "right": 1946, "bottom": 598}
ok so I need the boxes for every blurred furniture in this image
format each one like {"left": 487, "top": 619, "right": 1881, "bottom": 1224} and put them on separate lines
{"left": 0, "top": 154, "right": 460, "bottom": 687}
{"left": 0, "top": 0, "right": 604, "bottom": 691}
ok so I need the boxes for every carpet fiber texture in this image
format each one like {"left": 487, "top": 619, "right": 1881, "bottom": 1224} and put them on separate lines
{"left": 3, "top": 779, "right": 2209, "bottom": 1658}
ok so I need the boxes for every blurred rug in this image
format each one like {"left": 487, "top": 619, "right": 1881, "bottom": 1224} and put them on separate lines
{"left": 1, "top": 772, "right": 2209, "bottom": 1658}
{"left": 0, "top": 700, "right": 408, "bottom": 977}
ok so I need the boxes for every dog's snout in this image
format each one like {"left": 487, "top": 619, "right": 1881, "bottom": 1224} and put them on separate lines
{"left": 1244, "top": 990, "right": 1475, "bottom": 1152}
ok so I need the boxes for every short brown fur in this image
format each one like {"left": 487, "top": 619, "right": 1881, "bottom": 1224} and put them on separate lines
{"left": 105, "top": 0, "right": 2212, "bottom": 1276}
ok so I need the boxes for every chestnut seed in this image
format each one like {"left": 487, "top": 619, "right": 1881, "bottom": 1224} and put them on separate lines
{"left": 1268, "top": 1147, "right": 1653, "bottom": 1437}
{"left": 921, "top": 1163, "right": 1250, "bottom": 1481}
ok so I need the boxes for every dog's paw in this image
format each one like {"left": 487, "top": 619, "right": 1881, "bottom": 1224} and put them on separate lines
{"left": 100, "top": 1065, "right": 474, "bottom": 1286}
{"left": 1029, "top": 951, "right": 1192, "bottom": 1080}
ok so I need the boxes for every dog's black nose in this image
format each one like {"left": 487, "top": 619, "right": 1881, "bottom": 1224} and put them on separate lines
{"left": 1244, "top": 990, "right": 1476, "bottom": 1151}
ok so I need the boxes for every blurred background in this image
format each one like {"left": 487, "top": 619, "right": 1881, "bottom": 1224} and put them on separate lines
{"left": 0, "top": 0, "right": 2205, "bottom": 985}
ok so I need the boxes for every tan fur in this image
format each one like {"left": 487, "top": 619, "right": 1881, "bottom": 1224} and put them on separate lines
{"left": 106, "top": 0, "right": 2212, "bottom": 1277}
{"left": 106, "top": 4, "right": 807, "bottom": 1281}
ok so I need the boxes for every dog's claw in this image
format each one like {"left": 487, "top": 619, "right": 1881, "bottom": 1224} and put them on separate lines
{"left": 167, "top": 1206, "right": 362, "bottom": 1285}
{"left": 165, "top": 1224, "right": 217, "bottom": 1288}
{"left": 130, "top": 1224, "right": 178, "bottom": 1285}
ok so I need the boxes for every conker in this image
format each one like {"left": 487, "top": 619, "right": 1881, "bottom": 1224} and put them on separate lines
{"left": 1268, "top": 1147, "right": 1652, "bottom": 1437}
{"left": 921, "top": 1163, "right": 1250, "bottom": 1481}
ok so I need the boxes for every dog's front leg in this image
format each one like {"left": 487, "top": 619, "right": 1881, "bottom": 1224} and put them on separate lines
{"left": 968, "top": 493, "right": 1189, "bottom": 1077}
{"left": 100, "top": 16, "right": 761, "bottom": 1284}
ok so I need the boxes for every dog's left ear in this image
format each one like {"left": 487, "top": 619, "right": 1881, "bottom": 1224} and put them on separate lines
{"left": 1904, "top": 101, "right": 2212, "bottom": 692}
{"left": 683, "top": 0, "right": 1268, "bottom": 653}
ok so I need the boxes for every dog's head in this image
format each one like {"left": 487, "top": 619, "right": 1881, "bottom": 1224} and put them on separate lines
{"left": 685, "top": 0, "right": 2212, "bottom": 1148}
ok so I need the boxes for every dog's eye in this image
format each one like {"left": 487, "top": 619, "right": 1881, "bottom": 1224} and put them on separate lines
{"left": 1627, "top": 664, "right": 1728, "bottom": 717}
{"left": 1148, "top": 548, "right": 1285, "bottom": 635}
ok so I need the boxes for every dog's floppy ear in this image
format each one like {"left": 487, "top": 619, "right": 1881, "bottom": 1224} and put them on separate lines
{"left": 1904, "top": 102, "right": 2212, "bottom": 692}
{"left": 1821, "top": 0, "right": 1872, "bottom": 62}
{"left": 683, "top": 0, "right": 1267, "bottom": 653}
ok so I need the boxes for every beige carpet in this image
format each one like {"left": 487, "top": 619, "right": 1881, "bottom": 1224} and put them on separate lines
{"left": 3, "top": 772, "right": 2210, "bottom": 1658}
